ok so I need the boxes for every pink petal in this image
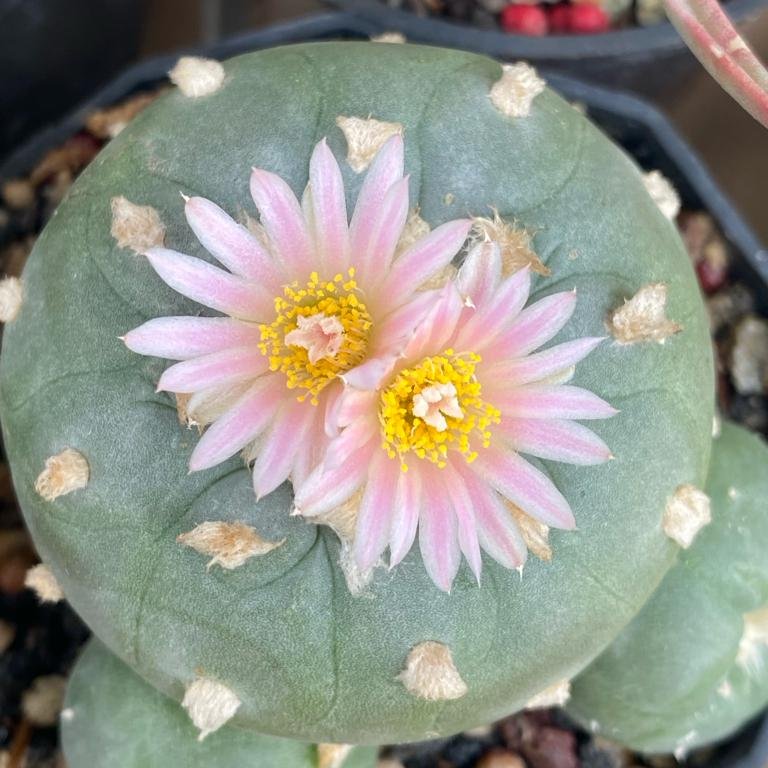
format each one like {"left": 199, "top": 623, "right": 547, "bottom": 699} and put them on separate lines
{"left": 123, "top": 316, "right": 262, "bottom": 360}
{"left": 341, "top": 354, "right": 398, "bottom": 391}
{"left": 379, "top": 219, "right": 472, "bottom": 306}
{"left": 328, "top": 388, "right": 378, "bottom": 432}
{"left": 146, "top": 248, "right": 271, "bottom": 321}
{"left": 485, "top": 337, "right": 604, "bottom": 386}
{"left": 404, "top": 283, "right": 464, "bottom": 360}
{"left": 357, "top": 177, "right": 410, "bottom": 283}
{"left": 494, "top": 290, "right": 577, "bottom": 359}
{"left": 454, "top": 266, "right": 531, "bottom": 352}
{"left": 250, "top": 168, "right": 314, "bottom": 279}
{"left": 457, "top": 241, "right": 502, "bottom": 306}
{"left": 294, "top": 439, "right": 375, "bottom": 517}
{"left": 188, "top": 374, "right": 283, "bottom": 472}
{"left": 418, "top": 465, "right": 461, "bottom": 592}
{"left": 369, "top": 289, "right": 440, "bottom": 354}
{"left": 157, "top": 347, "right": 268, "bottom": 393}
{"left": 349, "top": 135, "right": 404, "bottom": 276}
{"left": 323, "top": 415, "right": 379, "bottom": 470}
{"left": 308, "top": 139, "right": 349, "bottom": 274}
{"left": 251, "top": 397, "right": 316, "bottom": 499}
{"left": 184, "top": 196, "right": 283, "bottom": 288}
{"left": 494, "top": 385, "right": 618, "bottom": 421}
{"left": 353, "top": 454, "right": 401, "bottom": 572}
{"left": 457, "top": 463, "right": 526, "bottom": 570}
{"left": 473, "top": 448, "right": 575, "bottom": 529}
{"left": 388, "top": 468, "right": 422, "bottom": 568}
{"left": 293, "top": 391, "right": 334, "bottom": 486}
{"left": 443, "top": 460, "right": 482, "bottom": 583}
{"left": 498, "top": 417, "right": 612, "bottom": 465}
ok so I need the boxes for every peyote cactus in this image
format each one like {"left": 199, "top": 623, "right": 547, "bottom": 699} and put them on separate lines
{"left": 6, "top": 39, "right": 764, "bottom": 757}
{"left": 568, "top": 420, "right": 768, "bottom": 754}
{"left": 62, "top": 638, "right": 378, "bottom": 768}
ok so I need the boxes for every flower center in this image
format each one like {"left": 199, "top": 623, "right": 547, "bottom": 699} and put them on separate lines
{"left": 259, "top": 269, "right": 372, "bottom": 404}
{"left": 379, "top": 351, "right": 500, "bottom": 470}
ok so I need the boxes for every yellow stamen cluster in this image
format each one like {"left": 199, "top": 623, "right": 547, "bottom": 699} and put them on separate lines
{"left": 379, "top": 351, "right": 500, "bottom": 470}
{"left": 259, "top": 269, "right": 372, "bottom": 404}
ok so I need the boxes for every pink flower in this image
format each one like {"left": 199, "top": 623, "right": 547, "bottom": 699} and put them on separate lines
{"left": 123, "top": 136, "right": 472, "bottom": 497}
{"left": 295, "top": 241, "right": 617, "bottom": 591}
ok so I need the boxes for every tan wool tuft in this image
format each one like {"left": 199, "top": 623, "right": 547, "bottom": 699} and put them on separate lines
{"left": 377, "top": 761, "right": 407, "bottom": 768}
{"left": 643, "top": 170, "right": 681, "bottom": 221}
{"left": 24, "top": 564, "right": 64, "bottom": 603}
{"left": 663, "top": 484, "right": 711, "bottom": 549}
{"left": 608, "top": 283, "right": 682, "bottom": 344}
{"left": 311, "top": 489, "right": 362, "bottom": 545}
{"left": 736, "top": 606, "right": 768, "bottom": 673}
{"left": 371, "top": 31, "right": 406, "bottom": 43}
{"left": 398, "top": 641, "right": 468, "bottom": 701}
{"left": 22, "top": 675, "right": 67, "bottom": 727}
{"left": 0, "top": 276, "right": 23, "bottom": 323}
{"left": 525, "top": 678, "right": 571, "bottom": 709}
{"left": 35, "top": 448, "right": 89, "bottom": 502}
{"left": 490, "top": 63, "right": 546, "bottom": 119}
{"left": 178, "top": 521, "right": 284, "bottom": 570}
{"left": 396, "top": 209, "right": 431, "bottom": 255}
{"left": 317, "top": 743, "right": 354, "bottom": 768}
{"left": 335, "top": 116, "right": 404, "bottom": 173}
{"left": 508, "top": 502, "right": 552, "bottom": 561}
{"left": 174, "top": 392, "right": 198, "bottom": 429}
{"left": 110, "top": 196, "right": 165, "bottom": 253}
{"left": 182, "top": 676, "right": 241, "bottom": 741}
{"left": 338, "top": 541, "right": 376, "bottom": 597}
{"left": 169, "top": 56, "right": 225, "bottom": 98}
{"left": 472, "top": 212, "right": 550, "bottom": 277}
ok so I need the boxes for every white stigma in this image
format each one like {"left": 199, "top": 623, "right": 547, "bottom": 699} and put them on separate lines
{"left": 412, "top": 383, "right": 464, "bottom": 432}
{"left": 285, "top": 313, "right": 345, "bottom": 364}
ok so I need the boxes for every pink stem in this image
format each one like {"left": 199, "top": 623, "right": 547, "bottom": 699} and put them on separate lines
{"left": 664, "top": 0, "right": 768, "bottom": 128}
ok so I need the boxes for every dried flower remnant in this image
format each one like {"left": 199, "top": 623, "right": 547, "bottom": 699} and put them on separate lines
{"left": 34, "top": 448, "right": 89, "bottom": 501}
{"left": 124, "top": 136, "right": 472, "bottom": 500}
{"left": 169, "top": 56, "right": 225, "bottom": 98}
{"left": 643, "top": 170, "right": 681, "bottom": 221}
{"left": 736, "top": 606, "right": 768, "bottom": 673}
{"left": 663, "top": 484, "right": 711, "bottom": 548}
{"left": 335, "top": 116, "right": 404, "bottom": 172}
{"left": 24, "top": 564, "right": 64, "bottom": 603}
{"left": 182, "top": 676, "right": 241, "bottom": 740}
{"left": 0, "top": 277, "right": 23, "bottom": 323}
{"left": 490, "top": 63, "right": 546, "bottom": 118}
{"left": 609, "top": 283, "right": 682, "bottom": 344}
{"left": 296, "top": 241, "right": 616, "bottom": 591}
{"left": 177, "top": 521, "right": 284, "bottom": 570}
{"left": 509, "top": 503, "right": 552, "bottom": 561}
{"left": 398, "top": 641, "right": 468, "bottom": 701}
{"left": 110, "top": 196, "right": 165, "bottom": 253}
{"left": 472, "top": 212, "right": 550, "bottom": 277}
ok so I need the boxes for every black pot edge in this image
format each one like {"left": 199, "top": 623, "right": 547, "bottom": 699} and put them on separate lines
{"left": 0, "top": 11, "right": 766, "bottom": 765}
{"left": 323, "top": 0, "right": 766, "bottom": 60}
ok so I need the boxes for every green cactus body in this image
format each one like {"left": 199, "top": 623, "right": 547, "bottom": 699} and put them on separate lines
{"left": 568, "top": 421, "right": 768, "bottom": 753}
{"left": 0, "top": 42, "right": 713, "bottom": 743}
{"left": 62, "top": 639, "right": 377, "bottom": 768}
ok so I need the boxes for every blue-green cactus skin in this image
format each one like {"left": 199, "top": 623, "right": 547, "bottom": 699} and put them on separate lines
{"left": 568, "top": 421, "right": 768, "bottom": 753}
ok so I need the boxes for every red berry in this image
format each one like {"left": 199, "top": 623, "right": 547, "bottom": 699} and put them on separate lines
{"left": 548, "top": 4, "right": 572, "bottom": 32}
{"left": 500, "top": 4, "right": 549, "bottom": 36}
{"left": 568, "top": 3, "right": 611, "bottom": 33}
{"left": 696, "top": 258, "right": 727, "bottom": 294}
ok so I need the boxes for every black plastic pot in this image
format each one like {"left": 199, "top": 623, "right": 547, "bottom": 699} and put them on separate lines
{"left": 0, "top": 0, "right": 146, "bottom": 163}
{"left": 0, "top": 11, "right": 766, "bottom": 766}
{"left": 323, "top": 0, "right": 767, "bottom": 98}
